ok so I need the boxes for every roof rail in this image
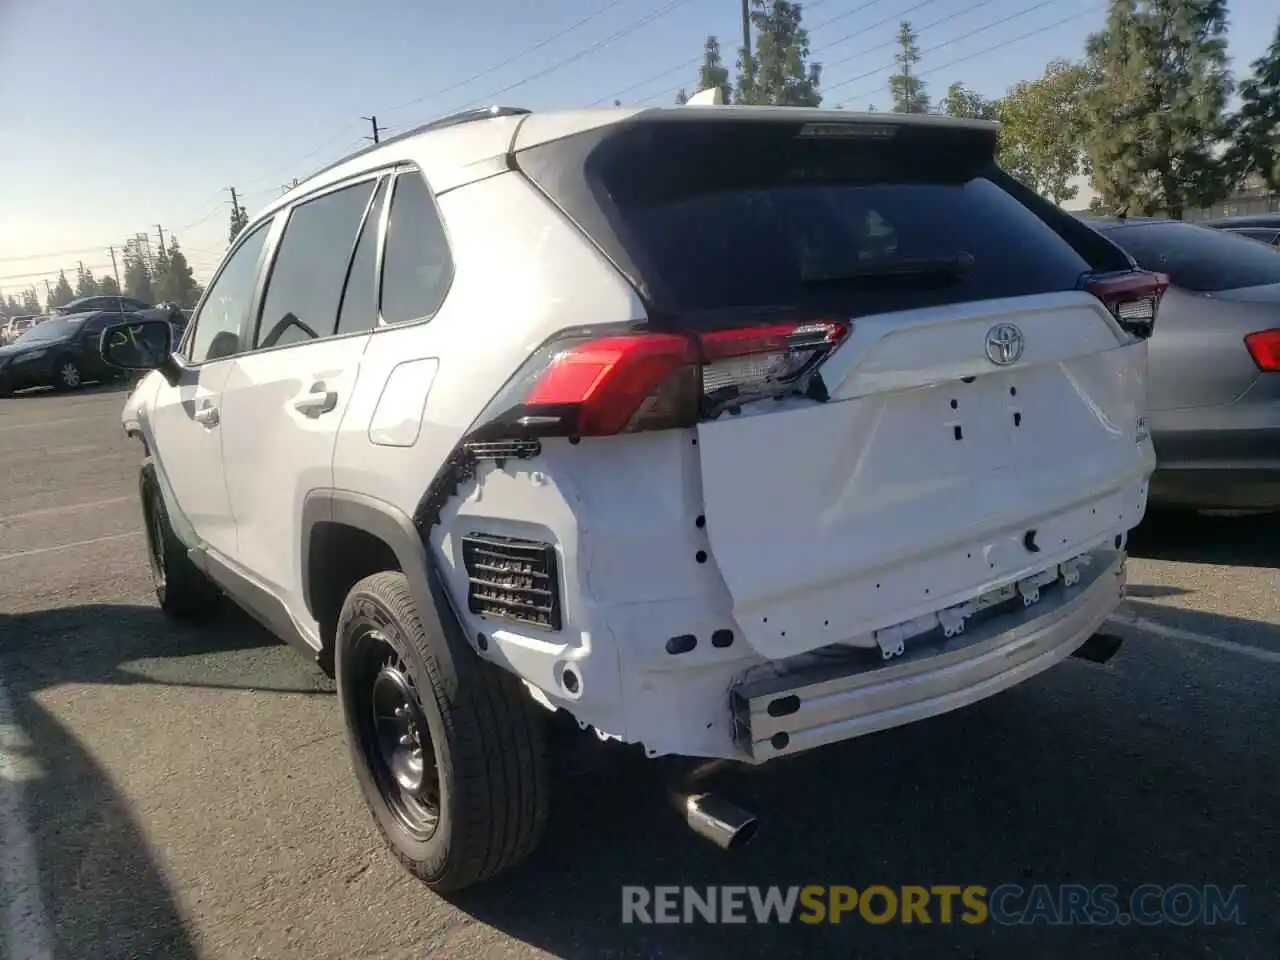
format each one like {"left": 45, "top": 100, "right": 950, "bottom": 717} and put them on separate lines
{"left": 303, "top": 105, "right": 531, "bottom": 186}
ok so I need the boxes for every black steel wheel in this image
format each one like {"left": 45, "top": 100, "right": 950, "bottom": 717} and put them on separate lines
{"left": 336, "top": 570, "right": 549, "bottom": 892}
{"left": 348, "top": 629, "right": 441, "bottom": 840}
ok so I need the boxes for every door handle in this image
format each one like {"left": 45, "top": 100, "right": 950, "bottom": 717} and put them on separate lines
{"left": 193, "top": 404, "right": 220, "bottom": 427}
{"left": 294, "top": 382, "right": 338, "bottom": 417}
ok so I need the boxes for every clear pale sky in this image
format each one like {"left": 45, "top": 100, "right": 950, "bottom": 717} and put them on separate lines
{"left": 1, "top": 0, "right": 1275, "bottom": 293}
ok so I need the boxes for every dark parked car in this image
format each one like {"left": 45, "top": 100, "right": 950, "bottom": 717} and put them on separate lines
{"left": 1200, "top": 213, "right": 1280, "bottom": 248}
{"left": 0, "top": 310, "right": 143, "bottom": 395}
{"left": 1080, "top": 216, "right": 1280, "bottom": 512}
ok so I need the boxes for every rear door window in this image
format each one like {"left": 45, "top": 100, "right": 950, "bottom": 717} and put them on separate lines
{"left": 255, "top": 178, "right": 378, "bottom": 349}
{"left": 1107, "top": 221, "right": 1280, "bottom": 292}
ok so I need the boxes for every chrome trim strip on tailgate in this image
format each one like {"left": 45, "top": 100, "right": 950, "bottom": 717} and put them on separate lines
{"left": 730, "top": 548, "right": 1126, "bottom": 762}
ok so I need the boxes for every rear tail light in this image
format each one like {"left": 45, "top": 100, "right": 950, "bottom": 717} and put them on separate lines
{"left": 1244, "top": 329, "right": 1280, "bottom": 372}
{"left": 1084, "top": 270, "right": 1170, "bottom": 339}
{"left": 470, "top": 318, "right": 850, "bottom": 440}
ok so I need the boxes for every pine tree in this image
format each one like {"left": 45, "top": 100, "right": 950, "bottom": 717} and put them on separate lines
{"left": 889, "top": 21, "right": 929, "bottom": 113}
{"left": 75, "top": 264, "right": 99, "bottom": 298}
{"left": 154, "top": 237, "right": 200, "bottom": 307}
{"left": 21, "top": 289, "right": 40, "bottom": 313}
{"left": 98, "top": 275, "right": 122, "bottom": 297}
{"left": 1082, "top": 0, "right": 1233, "bottom": 218}
{"left": 697, "top": 36, "right": 733, "bottom": 103}
{"left": 1228, "top": 19, "right": 1280, "bottom": 191}
{"left": 737, "top": 1, "right": 821, "bottom": 106}
{"left": 51, "top": 270, "right": 75, "bottom": 308}
{"left": 123, "top": 250, "right": 153, "bottom": 303}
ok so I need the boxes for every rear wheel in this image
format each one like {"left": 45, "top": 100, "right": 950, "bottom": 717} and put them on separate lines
{"left": 336, "top": 571, "right": 549, "bottom": 892}
{"left": 53, "top": 357, "right": 82, "bottom": 390}
{"left": 140, "top": 464, "right": 221, "bottom": 617}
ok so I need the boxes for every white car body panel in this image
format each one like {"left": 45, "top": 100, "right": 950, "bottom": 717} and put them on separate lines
{"left": 219, "top": 335, "right": 370, "bottom": 610}
{"left": 146, "top": 360, "right": 238, "bottom": 557}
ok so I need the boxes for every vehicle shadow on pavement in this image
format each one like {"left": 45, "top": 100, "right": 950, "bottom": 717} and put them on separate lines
{"left": 1129, "top": 510, "right": 1280, "bottom": 568}
{"left": 0, "top": 601, "right": 330, "bottom": 959}
{"left": 449, "top": 621, "right": 1277, "bottom": 959}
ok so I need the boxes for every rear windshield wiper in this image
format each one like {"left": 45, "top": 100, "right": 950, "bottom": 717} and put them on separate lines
{"left": 802, "top": 251, "right": 975, "bottom": 285}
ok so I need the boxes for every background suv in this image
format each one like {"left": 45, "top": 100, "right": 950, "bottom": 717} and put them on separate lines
{"left": 104, "top": 103, "right": 1161, "bottom": 892}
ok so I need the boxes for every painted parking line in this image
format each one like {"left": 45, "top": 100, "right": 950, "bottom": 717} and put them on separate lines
{"left": 0, "top": 673, "right": 54, "bottom": 960}
{"left": 1108, "top": 612, "right": 1280, "bottom": 664}
{"left": 0, "top": 496, "right": 133, "bottom": 524}
{"left": 0, "top": 531, "right": 142, "bottom": 564}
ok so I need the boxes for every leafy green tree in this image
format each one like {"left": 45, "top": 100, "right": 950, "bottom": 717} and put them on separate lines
{"left": 736, "top": 1, "right": 821, "bottom": 106}
{"left": 154, "top": 237, "right": 201, "bottom": 307}
{"left": 998, "top": 60, "right": 1094, "bottom": 204}
{"left": 98, "top": 274, "right": 121, "bottom": 297}
{"left": 1083, "top": 0, "right": 1233, "bottom": 218}
{"left": 889, "top": 21, "right": 928, "bottom": 113}
{"left": 123, "top": 250, "right": 153, "bottom": 303}
{"left": 75, "top": 264, "right": 99, "bottom": 298}
{"left": 1227, "top": 19, "right": 1280, "bottom": 191}
{"left": 50, "top": 270, "right": 74, "bottom": 308}
{"left": 940, "top": 82, "right": 999, "bottom": 119}
{"left": 21, "top": 289, "right": 40, "bottom": 312}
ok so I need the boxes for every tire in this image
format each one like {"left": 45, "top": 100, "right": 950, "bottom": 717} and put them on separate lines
{"left": 53, "top": 357, "right": 83, "bottom": 390}
{"left": 335, "top": 571, "right": 549, "bottom": 892}
{"left": 140, "top": 464, "right": 221, "bottom": 617}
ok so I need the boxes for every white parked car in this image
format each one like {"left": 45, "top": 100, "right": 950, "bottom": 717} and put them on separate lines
{"left": 102, "top": 102, "right": 1164, "bottom": 892}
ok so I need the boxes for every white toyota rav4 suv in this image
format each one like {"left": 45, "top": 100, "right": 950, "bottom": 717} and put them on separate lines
{"left": 101, "top": 103, "right": 1164, "bottom": 892}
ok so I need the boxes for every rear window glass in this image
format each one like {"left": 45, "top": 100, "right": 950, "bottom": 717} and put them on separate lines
{"left": 1106, "top": 221, "right": 1280, "bottom": 291}
{"left": 549, "top": 121, "right": 1093, "bottom": 316}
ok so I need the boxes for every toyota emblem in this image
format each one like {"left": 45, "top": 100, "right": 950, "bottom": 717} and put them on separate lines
{"left": 985, "top": 323, "right": 1025, "bottom": 366}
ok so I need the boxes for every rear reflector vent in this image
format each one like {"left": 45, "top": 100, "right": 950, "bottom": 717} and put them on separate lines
{"left": 460, "top": 533, "right": 562, "bottom": 630}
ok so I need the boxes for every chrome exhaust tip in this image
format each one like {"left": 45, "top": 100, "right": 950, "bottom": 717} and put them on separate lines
{"left": 672, "top": 790, "right": 759, "bottom": 851}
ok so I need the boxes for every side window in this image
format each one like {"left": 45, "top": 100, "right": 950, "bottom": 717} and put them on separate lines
{"left": 255, "top": 179, "right": 377, "bottom": 349}
{"left": 186, "top": 219, "right": 272, "bottom": 363}
{"left": 336, "top": 179, "right": 387, "bottom": 336}
{"left": 379, "top": 171, "right": 452, "bottom": 325}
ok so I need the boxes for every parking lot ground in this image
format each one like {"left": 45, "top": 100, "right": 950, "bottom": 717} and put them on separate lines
{"left": 1, "top": 386, "right": 1277, "bottom": 960}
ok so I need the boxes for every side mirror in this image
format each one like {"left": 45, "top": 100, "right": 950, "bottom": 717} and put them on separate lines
{"left": 100, "top": 319, "right": 181, "bottom": 384}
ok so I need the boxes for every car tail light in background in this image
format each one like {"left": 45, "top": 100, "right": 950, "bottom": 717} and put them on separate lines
{"left": 471, "top": 319, "right": 851, "bottom": 440}
{"left": 1244, "top": 329, "right": 1280, "bottom": 372}
{"left": 1084, "top": 270, "right": 1170, "bottom": 339}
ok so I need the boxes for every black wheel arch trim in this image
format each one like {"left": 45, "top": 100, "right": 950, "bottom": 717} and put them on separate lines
{"left": 301, "top": 489, "right": 470, "bottom": 665}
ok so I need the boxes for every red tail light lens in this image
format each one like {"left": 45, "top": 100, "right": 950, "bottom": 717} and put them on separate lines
{"left": 1244, "top": 329, "right": 1280, "bottom": 372}
{"left": 474, "top": 319, "right": 850, "bottom": 439}
{"left": 1084, "top": 270, "right": 1170, "bottom": 339}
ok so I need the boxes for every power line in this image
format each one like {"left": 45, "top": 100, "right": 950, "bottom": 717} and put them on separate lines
{"left": 839, "top": 4, "right": 1104, "bottom": 105}
{"left": 439, "top": 0, "right": 699, "bottom": 119}
{"left": 384, "top": 0, "right": 630, "bottom": 115}
{"left": 823, "top": 0, "right": 1062, "bottom": 99}
{"left": 818, "top": 0, "right": 1001, "bottom": 87}
{"left": 591, "top": 0, "right": 852, "bottom": 106}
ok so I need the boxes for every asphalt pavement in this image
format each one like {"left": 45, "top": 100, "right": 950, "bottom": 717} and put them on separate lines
{"left": 0, "top": 385, "right": 1276, "bottom": 960}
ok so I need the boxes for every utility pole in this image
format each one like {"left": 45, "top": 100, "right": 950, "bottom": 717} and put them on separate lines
{"left": 155, "top": 224, "right": 167, "bottom": 259}
{"left": 43, "top": 278, "right": 53, "bottom": 304}
{"left": 109, "top": 246, "right": 121, "bottom": 289}
{"left": 740, "top": 0, "right": 754, "bottom": 100}
{"left": 361, "top": 115, "right": 386, "bottom": 144}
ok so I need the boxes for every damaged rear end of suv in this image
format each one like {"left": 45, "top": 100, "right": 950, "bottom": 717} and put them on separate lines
{"left": 418, "top": 107, "right": 1162, "bottom": 874}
